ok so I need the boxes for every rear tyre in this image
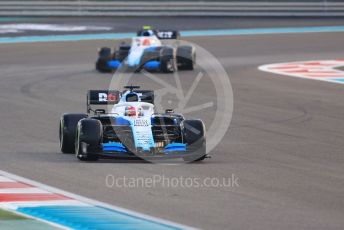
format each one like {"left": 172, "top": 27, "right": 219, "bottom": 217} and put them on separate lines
{"left": 99, "top": 47, "right": 112, "bottom": 58}
{"left": 59, "top": 114, "right": 87, "bottom": 154}
{"left": 182, "top": 119, "right": 206, "bottom": 162}
{"left": 177, "top": 46, "right": 195, "bottom": 70}
{"left": 115, "top": 46, "right": 130, "bottom": 61}
{"left": 160, "top": 47, "right": 176, "bottom": 73}
{"left": 96, "top": 47, "right": 112, "bottom": 72}
{"left": 75, "top": 119, "right": 102, "bottom": 161}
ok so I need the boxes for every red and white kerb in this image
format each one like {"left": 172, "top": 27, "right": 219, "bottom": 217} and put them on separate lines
{"left": 259, "top": 60, "right": 344, "bottom": 85}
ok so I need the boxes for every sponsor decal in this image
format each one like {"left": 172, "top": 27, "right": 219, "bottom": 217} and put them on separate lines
{"left": 157, "top": 31, "right": 174, "bottom": 39}
{"left": 98, "top": 93, "right": 108, "bottom": 102}
{"left": 98, "top": 92, "right": 118, "bottom": 102}
{"left": 133, "top": 119, "right": 150, "bottom": 127}
{"left": 142, "top": 38, "right": 151, "bottom": 46}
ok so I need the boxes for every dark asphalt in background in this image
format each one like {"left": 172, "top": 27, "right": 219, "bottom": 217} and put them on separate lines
{"left": 1, "top": 17, "right": 344, "bottom": 37}
{"left": 0, "top": 18, "right": 343, "bottom": 230}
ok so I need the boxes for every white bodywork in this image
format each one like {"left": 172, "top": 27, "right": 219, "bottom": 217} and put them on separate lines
{"left": 110, "top": 92, "right": 156, "bottom": 151}
{"left": 111, "top": 102, "right": 154, "bottom": 119}
{"left": 126, "top": 33, "right": 162, "bottom": 67}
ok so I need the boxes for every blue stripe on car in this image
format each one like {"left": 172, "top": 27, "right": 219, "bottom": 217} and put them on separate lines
{"left": 164, "top": 143, "right": 187, "bottom": 152}
{"left": 107, "top": 60, "right": 121, "bottom": 69}
{"left": 144, "top": 61, "right": 160, "bottom": 69}
{"left": 103, "top": 142, "right": 127, "bottom": 152}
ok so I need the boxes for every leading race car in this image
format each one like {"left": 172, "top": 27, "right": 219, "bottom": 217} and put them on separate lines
{"left": 96, "top": 26, "right": 196, "bottom": 73}
{"left": 59, "top": 86, "right": 207, "bottom": 162}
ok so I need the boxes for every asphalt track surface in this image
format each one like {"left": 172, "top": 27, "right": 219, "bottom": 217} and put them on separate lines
{"left": 0, "top": 18, "right": 344, "bottom": 230}
{"left": 1, "top": 17, "right": 344, "bottom": 37}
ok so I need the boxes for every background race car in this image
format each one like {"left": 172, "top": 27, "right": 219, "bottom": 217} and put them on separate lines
{"left": 96, "top": 27, "right": 196, "bottom": 73}
{"left": 59, "top": 86, "right": 207, "bottom": 162}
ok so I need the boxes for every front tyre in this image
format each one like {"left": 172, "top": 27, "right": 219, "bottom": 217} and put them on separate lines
{"left": 177, "top": 46, "right": 196, "bottom": 70}
{"left": 75, "top": 119, "right": 102, "bottom": 161}
{"left": 59, "top": 113, "right": 87, "bottom": 154}
{"left": 182, "top": 119, "right": 206, "bottom": 162}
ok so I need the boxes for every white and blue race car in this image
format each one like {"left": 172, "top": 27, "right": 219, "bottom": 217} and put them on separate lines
{"left": 96, "top": 27, "right": 196, "bottom": 73}
{"left": 59, "top": 86, "right": 207, "bottom": 162}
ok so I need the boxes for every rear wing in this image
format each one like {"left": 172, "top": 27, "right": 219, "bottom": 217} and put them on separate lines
{"left": 87, "top": 89, "right": 154, "bottom": 113}
{"left": 156, "top": 30, "right": 180, "bottom": 40}
{"left": 136, "top": 90, "right": 154, "bottom": 104}
{"left": 136, "top": 29, "right": 180, "bottom": 40}
{"left": 87, "top": 90, "right": 120, "bottom": 113}
{"left": 121, "top": 90, "right": 155, "bottom": 104}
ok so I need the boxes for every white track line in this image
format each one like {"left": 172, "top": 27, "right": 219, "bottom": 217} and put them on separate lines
{"left": 0, "top": 200, "right": 91, "bottom": 210}
{"left": 0, "top": 188, "right": 51, "bottom": 194}
{"left": 0, "top": 175, "right": 15, "bottom": 182}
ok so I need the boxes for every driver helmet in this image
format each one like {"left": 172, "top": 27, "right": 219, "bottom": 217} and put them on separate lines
{"left": 142, "top": 29, "right": 154, "bottom": 37}
{"left": 125, "top": 106, "right": 136, "bottom": 117}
